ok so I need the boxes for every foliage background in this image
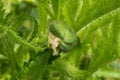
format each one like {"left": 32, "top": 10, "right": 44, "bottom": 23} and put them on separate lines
{"left": 0, "top": 0, "right": 120, "bottom": 80}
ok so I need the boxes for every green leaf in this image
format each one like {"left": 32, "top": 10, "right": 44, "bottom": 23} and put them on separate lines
{"left": 54, "top": 59, "right": 85, "bottom": 78}
{"left": 51, "top": 0, "right": 61, "bottom": 20}
{"left": 0, "top": 1, "right": 4, "bottom": 25}
{"left": 37, "top": 0, "right": 48, "bottom": 34}
{"left": 93, "top": 69, "right": 120, "bottom": 79}
{"left": 0, "top": 34, "right": 18, "bottom": 79}
{"left": 15, "top": 45, "right": 30, "bottom": 68}
{"left": 63, "top": 0, "right": 80, "bottom": 27}
{"left": 87, "top": 14, "right": 120, "bottom": 74}
{"left": 7, "top": 29, "right": 40, "bottom": 51}
{"left": 77, "top": 7, "right": 120, "bottom": 43}
{"left": 75, "top": 0, "right": 120, "bottom": 32}
{"left": 22, "top": 49, "right": 51, "bottom": 80}
{"left": 0, "top": 54, "right": 7, "bottom": 60}
{"left": 2, "top": 0, "right": 12, "bottom": 16}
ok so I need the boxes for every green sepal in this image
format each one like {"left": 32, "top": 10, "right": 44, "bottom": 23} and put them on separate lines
{"left": 49, "top": 21, "right": 78, "bottom": 51}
